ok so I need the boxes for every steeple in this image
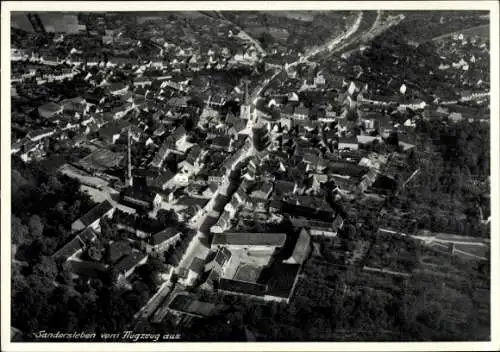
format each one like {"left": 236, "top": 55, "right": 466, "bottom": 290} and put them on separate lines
{"left": 126, "top": 126, "right": 133, "bottom": 187}
{"left": 240, "top": 79, "right": 251, "bottom": 119}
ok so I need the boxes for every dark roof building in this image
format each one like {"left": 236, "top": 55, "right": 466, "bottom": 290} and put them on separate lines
{"left": 149, "top": 228, "right": 182, "bottom": 246}
{"left": 71, "top": 200, "right": 114, "bottom": 233}
{"left": 212, "top": 232, "right": 287, "bottom": 249}
{"left": 284, "top": 228, "right": 311, "bottom": 265}
{"left": 219, "top": 278, "right": 266, "bottom": 296}
{"left": 189, "top": 257, "right": 206, "bottom": 275}
{"left": 112, "top": 251, "right": 148, "bottom": 279}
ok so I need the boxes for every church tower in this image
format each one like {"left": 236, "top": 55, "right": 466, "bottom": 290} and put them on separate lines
{"left": 126, "top": 126, "right": 133, "bottom": 187}
{"left": 240, "top": 79, "right": 251, "bottom": 119}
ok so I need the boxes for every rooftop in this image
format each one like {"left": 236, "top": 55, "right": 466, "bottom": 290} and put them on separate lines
{"left": 212, "top": 232, "right": 287, "bottom": 248}
{"left": 76, "top": 200, "right": 114, "bottom": 227}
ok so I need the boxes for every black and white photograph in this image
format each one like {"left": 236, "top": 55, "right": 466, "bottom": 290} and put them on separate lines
{"left": 1, "top": 1, "right": 499, "bottom": 351}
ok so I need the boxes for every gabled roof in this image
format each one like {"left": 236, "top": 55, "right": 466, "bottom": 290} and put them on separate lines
{"left": 151, "top": 170, "right": 175, "bottom": 188}
{"left": 169, "top": 125, "right": 187, "bottom": 141}
{"left": 338, "top": 136, "right": 358, "bottom": 144}
{"left": 214, "top": 247, "right": 232, "bottom": 266}
{"left": 76, "top": 200, "right": 113, "bottom": 227}
{"left": 109, "top": 81, "right": 128, "bottom": 92}
{"left": 52, "top": 236, "right": 84, "bottom": 260}
{"left": 287, "top": 228, "right": 311, "bottom": 264}
{"left": 212, "top": 232, "right": 287, "bottom": 247}
{"left": 219, "top": 278, "right": 266, "bottom": 296}
{"left": 189, "top": 257, "right": 206, "bottom": 274}
{"left": 176, "top": 196, "right": 209, "bottom": 208}
{"left": 150, "top": 228, "right": 181, "bottom": 245}
{"left": 113, "top": 251, "right": 147, "bottom": 274}
{"left": 274, "top": 180, "right": 295, "bottom": 195}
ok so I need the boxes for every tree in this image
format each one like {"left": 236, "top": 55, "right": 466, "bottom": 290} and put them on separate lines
{"left": 28, "top": 215, "right": 44, "bottom": 238}
{"left": 32, "top": 256, "right": 58, "bottom": 283}
{"left": 12, "top": 215, "right": 29, "bottom": 246}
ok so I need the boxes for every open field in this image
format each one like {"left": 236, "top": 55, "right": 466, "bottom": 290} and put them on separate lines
{"left": 59, "top": 163, "right": 108, "bottom": 188}
{"left": 432, "top": 24, "right": 490, "bottom": 42}
{"left": 77, "top": 148, "right": 125, "bottom": 172}
{"left": 234, "top": 263, "right": 263, "bottom": 283}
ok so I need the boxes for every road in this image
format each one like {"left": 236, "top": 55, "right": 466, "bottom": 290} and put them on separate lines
{"left": 214, "top": 11, "right": 267, "bottom": 56}
{"left": 301, "top": 11, "right": 365, "bottom": 61}
{"left": 133, "top": 9, "right": 387, "bottom": 325}
{"left": 198, "top": 11, "right": 266, "bottom": 56}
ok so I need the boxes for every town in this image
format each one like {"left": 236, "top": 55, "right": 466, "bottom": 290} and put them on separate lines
{"left": 10, "top": 10, "right": 491, "bottom": 342}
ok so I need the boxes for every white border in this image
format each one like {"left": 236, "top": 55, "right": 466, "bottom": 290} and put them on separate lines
{"left": 1, "top": 1, "right": 499, "bottom": 352}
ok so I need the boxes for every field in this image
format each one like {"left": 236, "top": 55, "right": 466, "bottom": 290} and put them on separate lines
{"left": 364, "top": 233, "right": 419, "bottom": 274}
{"left": 77, "top": 148, "right": 125, "bottom": 172}
{"left": 267, "top": 11, "right": 316, "bottom": 22}
{"left": 58, "top": 163, "right": 108, "bottom": 188}
{"left": 233, "top": 263, "right": 262, "bottom": 283}
{"left": 11, "top": 13, "right": 82, "bottom": 33}
{"left": 453, "top": 244, "right": 489, "bottom": 261}
{"left": 432, "top": 24, "right": 490, "bottom": 42}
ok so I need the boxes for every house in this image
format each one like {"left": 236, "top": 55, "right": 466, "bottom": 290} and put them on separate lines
{"left": 120, "top": 186, "right": 162, "bottom": 210}
{"left": 284, "top": 228, "right": 311, "bottom": 265}
{"left": 108, "top": 102, "right": 134, "bottom": 120}
{"left": 399, "top": 137, "right": 417, "bottom": 151}
{"left": 52, "top": 228, "right": 98, "bottom": 261}
{"left": 293, "top": 105, "right": 310, "bottom": 120}
{"left": 167, "top": 126, "right": 187, "bottom": 148}
{"left": 338, "top": 136, "right": 359, "bottom": 151}
{"left": 206, "top": 247, "right": 233, "bottom": 276}
{"left": 146, "top": 228, "right": 182, "bottom": 254}
{"left": 356, "top": 135, "right": 383, "bottom": 146}
{"left": 150, "top": 141, "right": 171, "bottom": 168}
{"left": 449, "top": 112, "right": 464, "bottom": 122}
{"left": 108, "top": 82, "right": 129, "bottom": 95}
{"left": 184, "top": 257, "right": 206, "bottom": 286}
{"left": 71, "top": 200, "right": 115, "bottom": 233}
{"left": 133, "top": 77, "right": 153, "bottom": 88}
{"left": 210, "top": 211, "right": 233, "bottom": 233}
{"left": 99, "top": 121, "right": 127, "bottom": 144}
{"left": 112, "top": 251, "right": 148, "bottom": 281}
{"left": 61, "top": 97, "right": 89, "bottom": 115}
{"left": 219, "top": 278, "right": 267, "bottom": 297}
{"left": 26, "top": 128, "right": 56, "bottom": 142}
{"left": 151, "top": 170, "right": 175, "bottom": 191}
{"left": 211, "top": 136, "right": 231, "bottom": 150}
{"left": 211, "top": 232, "right": 287, "bottom": 252}
{"left": 250, "top": 182, "right": 274, "bottom": 200}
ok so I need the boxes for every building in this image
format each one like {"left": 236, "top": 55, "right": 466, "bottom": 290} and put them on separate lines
{"left": 338, "top": 136, "right": 359, "bottom": 151}
{"left": 146, "top": 228, "right": 182, "bottom": 254}
{"left": 185, "top": 257, "right": 206, "bottom": 286}
{"left": 284, "top": 228, "right": 311, "bottom": 265}
{"left": 26, "top": 128, "right": 56, "bottom": 142}
{"left": 211, "top": 232, "right": 287, "bottom": 252}
{"left": 112, "top": 251, "right": 148, "bottom": 281}
{"left": 52, "top": 228, "right": 98, "bottom": 261}
{"left": 120, "top": 186, "right": 162, "bottom": 211}
{"left": 71, "top": 200, "right": 115, "bottom": 233}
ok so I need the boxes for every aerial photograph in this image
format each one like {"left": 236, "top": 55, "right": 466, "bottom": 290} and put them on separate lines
{"left": 7, "top": 5, "right": 493, "bottom": 344}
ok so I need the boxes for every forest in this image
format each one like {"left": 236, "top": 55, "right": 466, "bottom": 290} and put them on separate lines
{"left": 11, "top": 156, "right": 161, "bottom": 340}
